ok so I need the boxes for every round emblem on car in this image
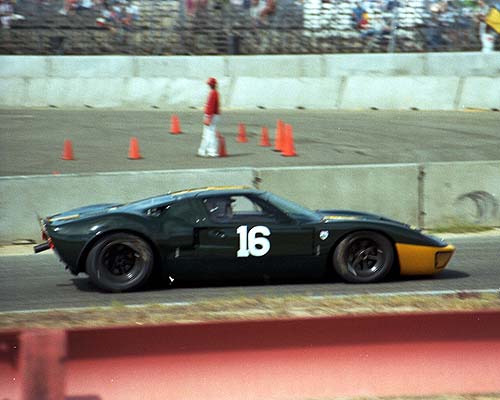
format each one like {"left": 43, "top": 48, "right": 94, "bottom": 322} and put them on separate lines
{"left": 319, "top": 230, "right": 329, "bottom": 240}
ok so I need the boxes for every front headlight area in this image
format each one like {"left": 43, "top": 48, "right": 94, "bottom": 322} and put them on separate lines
{"left": 435, "top": 245, "right": 456, "bottom": 269}
{"left": 396, "top": 243, "right": 456, "bottom": 275}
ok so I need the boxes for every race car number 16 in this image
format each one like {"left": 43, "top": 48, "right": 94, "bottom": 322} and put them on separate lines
{"left": 237, "top": 225, "right": 271, "bottom": 257}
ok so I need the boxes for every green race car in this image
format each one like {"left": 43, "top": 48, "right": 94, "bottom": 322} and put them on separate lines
{"left": 34, "top": 186, "right": 455, "bottom": 292}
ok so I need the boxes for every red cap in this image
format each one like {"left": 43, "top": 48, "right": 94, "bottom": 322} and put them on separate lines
{"left": 207, "top": 77, "right": 217, "bottom": 87}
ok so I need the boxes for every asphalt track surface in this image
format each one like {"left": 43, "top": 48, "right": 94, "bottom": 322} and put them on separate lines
{"left": 0, "top": 235, "right": 498, "bottom": 312}
{"left": 1, "top": 109, "right": 500, "bottom": 176}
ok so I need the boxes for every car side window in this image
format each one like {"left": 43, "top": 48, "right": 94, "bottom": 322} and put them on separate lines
{"left": 203, "top": 196, "right": 234, "bottom": 222}
{"left": 202, "top": 195, "right": 280, "bottom": 223}
{"left": 153, "top": 201, "right": 199, "bottom": 224}
{"left": 232, "top": 196, "right": 262, "bottom": 214}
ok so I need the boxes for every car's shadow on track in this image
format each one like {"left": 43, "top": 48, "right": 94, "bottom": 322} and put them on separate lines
{"left": 71, "top": 269, "right": 470, "bottom": 294}
{"left": 72, "top": 276, "right": 331, "bottom": 293}
{"left": 393, "top": 269, "right": 469, "bottom": 281}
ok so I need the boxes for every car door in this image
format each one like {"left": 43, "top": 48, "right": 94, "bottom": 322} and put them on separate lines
{"left": 195, "top": 193, "right": 317, "bottom": 280}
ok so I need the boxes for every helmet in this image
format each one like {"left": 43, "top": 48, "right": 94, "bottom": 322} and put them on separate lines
{"left": 207, "top": 77, "right": 217, "bottom": 87}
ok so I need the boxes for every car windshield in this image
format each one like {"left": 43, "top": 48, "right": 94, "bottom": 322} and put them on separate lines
{"left": 114, "top": 194, "right": 175, "bottom": 210}
{"left": 262, "top": 192, "right": 320, "bottom": 221}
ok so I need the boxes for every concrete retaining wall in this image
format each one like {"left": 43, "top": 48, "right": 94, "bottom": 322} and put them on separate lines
{"left": 424, "top": 161, "right": 500, "bottom": 227}
{"left": 1, "top": 53, "right": 499, "bottom": 110}
{"left": 230, "top": 78, "right": 343, "bottom": 109}
{"left": 0, "top": 168, "right": 255, "bottom": 241}
{"left": 340, "top": 76, "right": 461, "bottom": 110}
{"left": 460, "top": 77, "right": 500, "bottom": 109}
{"left": 256, "top": 165, "right": 420, "bottom": 224}
{"left": 1, "top": 162, "right": 499, "bottom": 242}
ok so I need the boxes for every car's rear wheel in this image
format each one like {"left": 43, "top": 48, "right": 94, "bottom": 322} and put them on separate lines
{"left": 333, "top": 231, "right": 393, "bottom": 283}
{"left": 86, "top": 233, "right": 154, "bottom": 292}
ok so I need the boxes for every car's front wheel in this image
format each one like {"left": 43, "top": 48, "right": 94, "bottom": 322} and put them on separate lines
{"left": 333, "top": 231, "right": 394, "bottom": 283}
{"left": 86, "top": 233, "right": 154, "bottom": 292}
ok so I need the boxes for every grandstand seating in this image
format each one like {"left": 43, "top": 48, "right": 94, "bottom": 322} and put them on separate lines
{"left": 0, "top": 0, "right": 486, "bottom": 55}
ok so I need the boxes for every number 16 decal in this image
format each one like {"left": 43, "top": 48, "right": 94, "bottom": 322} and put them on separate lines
{"left": 237, "top": 225, "right": 271, "bottom": 257}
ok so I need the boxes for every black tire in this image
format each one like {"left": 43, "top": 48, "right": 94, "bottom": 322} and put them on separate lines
{"left": 333, "top": 231, "right": 394, "bottom": 283}
{"left": 86, "top": 233, "right": 154, "bottom": 292}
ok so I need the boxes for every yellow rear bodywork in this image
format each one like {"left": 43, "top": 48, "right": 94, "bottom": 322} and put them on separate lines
{"left": 396, "top": 243, "right": 456, "bottom": 275}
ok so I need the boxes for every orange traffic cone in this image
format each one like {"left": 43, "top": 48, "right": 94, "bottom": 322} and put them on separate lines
{"left": 236, "top": 123, "right": 248, "bottom": 143}
{"left": 61, "top": 139, "right": 74, "bottom": 160}
{"left": 281, "top": 124, "right": 297, "bottom": 157}
{"left": 217, "top": 132, "right": 227, "bottom": 157}
{"left": 128, "top": 137, "right": 142, "bottom": 159}
{"left": 170, "top": 115, "right": 182, "bottom": 134}
{"left": 259, "top": 126, "right": 271, "bottom": 147}
{"left": 273, "top": 119, "right": 284, "bottom": 152}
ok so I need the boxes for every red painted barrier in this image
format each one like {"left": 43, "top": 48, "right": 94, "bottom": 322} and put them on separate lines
{"left": 2, "top": 311, "right": 500, "bottom": 400}
{"left": 20, "top": 330, "right": 66, "bottom": 400}
{"left": 0, "top": 331, "right": 19, "bottom": 399}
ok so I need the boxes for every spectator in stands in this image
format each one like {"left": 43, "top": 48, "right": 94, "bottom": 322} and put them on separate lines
{"left": 118, "top": 3, "right": 135, "bottom": 36}
{"left": 1, "top": 0, "right": 24, "bottom": 28}
{"left": 384, "top": 0, "right": 400, "bottom": 12}
{"left": 352, "top": 2, "right": 367, "bottom": 29}
{"left": 478, "top": 0, "right": 499, "bottom": 52}
{"left": 476, "top": 0, "right": 491, "bottom": 20}
{"left": 0, "top": 0, "right": 14, "bottom": 29}
{"left": 95, "top": 0, "right": 138, "bottom": 33}
{"left": 382, "top": 0, "right": 399, "bottom": 28}
{"left": 186, "top": 0, "right": 208, "bottom": 17}
{"left": 423, "top": 3, "right": 447, "bottom": 50}
{"left": 96, "top": 2, "right": 117, "bottom": 30}
{"left": 126, "top": 1, "right": 139, "bottom": 23}
{"left": 439, "top": 0, "right": 465, "bottom": 47}
{"left": 230, "top": 0, "right": 246, "bottom": 6}
{"left": 361, "top": 11, "right": 391, "bottom": 42}
{"left": 198, "top": 77, "right": 220, "bottom": 158}
{"left": 250, "top": 0, "right": 264, "bottom": 20}
{"left": 486, "top": 1, "right": 500, "bottom": 35}
{"left": 111, "top": 0, "right": 122, "bottom": 16}
{"left": 480, "top": 22, "right": 496, "bottom": 51}
{"left": 359, "top": 11, "right": 369, "bottom": 31}
{"left": 259, "top": 0, "right": 276, "bottom": 22}
{"left": 59, "top": 0, "right": 79, "bottom": 15}
{"left": 78, "top": 0, "right": 94, "bottom": 10}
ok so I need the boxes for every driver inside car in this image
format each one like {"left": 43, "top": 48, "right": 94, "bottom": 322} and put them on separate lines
{"left": 204, "top": 197, "right": 234, "bottom": 221}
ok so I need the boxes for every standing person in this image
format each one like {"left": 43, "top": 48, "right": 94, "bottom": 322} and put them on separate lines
{"left": 198, "top": 77, "right": 220, "bottom": 158}
{"left": 480, "top": 3, "right": 500, "bottom": 52}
